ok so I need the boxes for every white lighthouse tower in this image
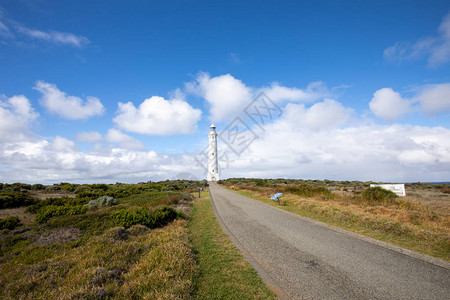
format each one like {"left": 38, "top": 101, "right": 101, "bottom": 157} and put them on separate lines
{"left": 207, "top": 124, "right": 219, "bottom": 181}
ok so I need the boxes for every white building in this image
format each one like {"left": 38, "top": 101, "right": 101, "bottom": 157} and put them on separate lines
{"left": 207, "top": 124, "right": 219, "bottom": 181}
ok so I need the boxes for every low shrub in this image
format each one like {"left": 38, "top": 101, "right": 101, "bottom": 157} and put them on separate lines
{"left": 152, "top": 206, "right": 178, "bottom": 227}
{"left": 111, "top": 206, "right": 178, "bottom": 229}
{"left": 0, "top": 216, "right": 21, "bottom": 230}
{"left": 0, "top": 192, "right": 37, "bottom": 209}
{"left": 25, "top": 197, "right": 87, "bottom": 213}
{"left": 361, "top": 187, "right": 398, "bottom": 206}
{"left": 283, "top": 184, "right": 333, "bottom": 199}
{"left": 35, "top": 205, "right": 88, "bottom": 224}
{"left": 85, "top": 196, "right": 118, "bottom": 209}
{"left": 179, "top": 192, "right": 196, "bottom": 202}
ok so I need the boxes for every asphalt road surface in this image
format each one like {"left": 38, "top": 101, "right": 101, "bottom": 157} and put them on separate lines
{"left": 208, "top": 182, "right": 450, "bottom": 300}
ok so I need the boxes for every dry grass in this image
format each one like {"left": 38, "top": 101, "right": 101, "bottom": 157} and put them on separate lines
{"left": 0, "top": 220, "right": 196, "bottom": 299}
{"left": 28, "top": 190, "right": 76, "bottom": 200}
{"left": 225, "top": 184, "right": 450, "bottom": 261}
{"left": 0, "top": 207, "right": 35, "bottom": 225}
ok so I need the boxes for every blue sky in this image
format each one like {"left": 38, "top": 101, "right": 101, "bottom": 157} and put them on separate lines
{"left": 0, "top": 0, "right": 449, "bottom": 183}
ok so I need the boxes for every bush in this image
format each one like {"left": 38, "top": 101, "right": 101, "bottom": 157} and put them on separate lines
{"left": 25, "top": 197, "right": 87, "bottom": 214}
{"left": 284, "top": 184, "right": 333, "bottom": 199}
{"left": 0, "top": 216, "right": 21, "bottom": 230}
{"left": 111, "top": 206, "right": 178, "bottom": 229}
{"left": 361, "top": 187, "right": 398, "bottom": 205}
{"left": 85, "top": 196, "right": 118, "bottom": 209}
{"left": 179, "top": 192, "right": 196, "bottom": 202}
{"left": 35, "top": 205, "right": 88, "bottom": 224}
{"left": 0, "top": 192, "right": 37, "bottom": 209}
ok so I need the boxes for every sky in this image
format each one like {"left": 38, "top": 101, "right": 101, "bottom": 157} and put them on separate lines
{"left": 0, "top": 0, "right": 449, "bottom": 184}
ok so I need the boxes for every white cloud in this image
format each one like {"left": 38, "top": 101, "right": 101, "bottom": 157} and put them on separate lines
{"left": 113, "top": 96, "right": 202, "bottom": 135}
{"left": 75, "top": 129, "right": 145, "bottom": 150}
{"left": 50, "top": 136, "right": 79, "bottom": 152}
{"left": 261, "top": 81, "right": 330, "bottom": 103}
{"left": 369, "top": 88, "right": 411, "bottom": 121}
{"left": 15, "top": 25, "right": 90, "bottom": 48}
{"left": 0, "top": 94, "right": 39, "bottom": 142}
{"left": 34, "top": 81, "right": 105, "bottom": 120}
{"left": 75, "top": 131, "right": 103, "bottom": 143}
{"left": 186, "top": 73, "right": 252, "bottom": 122}
{"left": 415, "top": 83, "right": 450, "bottom": 115}
{"left": 384, "top": 12, "right": 450, "bottom": 67}
{"left": 283, "top": 99, "right": 353, "bottom": 130}
{"left": 0, "top": 111, "right": 449, "bottom": 183}
{"left": 228, "top": 52, "right": 241, "bottom": 64}
{"left": 369, "top": 84, "right": 450, "bottom": 120}
{"left": 1, "top": 76, "right": 449, "bottom": 184}
{"left": 105, "top": 129, "right": 145, "bottom": 151}
{"left": 0, "top": 13, "right": 89, "bottom": 48}
{"left": 0, "top": 136, "right": 200, "bottom": 183}
{"left": 185, "top": 73, "right": 332, "bottom": 122}
{"left": 0, "top": 20, "right": 13, "bottom": 39}
{"left": 220, "top": 122, "right": 450, "bottom": 182}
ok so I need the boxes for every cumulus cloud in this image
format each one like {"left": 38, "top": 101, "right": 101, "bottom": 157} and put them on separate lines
{"left": 50, "top": 136, "right": 79, "bottom": 152}
{"left": 34, "top": 81, "right": 105, "bottom": 120}
{"left": 75, "top": 129, "right": 145, "bottom": 151}
{"left": 283, "top": 99, "right": 353, "bottom": 130}
{"left": 113, "top": 96, "right": 202, "bottom": 135}
{"left": 369, "top": 88, "right": 411, "bottom": 121}
{"left": 384, "top": 12, "right": 450, "bottom": 67}
{"left": 219, "top": 122, "right": 450, "bottom": 182}
{"left": 105, "top": 129, "right": 145, "bottom": 151}
{"left": 0, "top": 94, "right": 39, "bottom": 142}
{"left": 415, "top": 83, "right": 450, "bottom": 115}
{"left": 1, "top": 75, "right": 449, "bottom": 183}
{"left": 185, "top": 73, "right": 333, "bottom": 122}
{"left": 0, "top": 113, "right": 449, "bottom": 183}
{"left": 186, "top": 73, "right": 252, "bottom": 122}
{"left": 261, "top": 81, "right": 330, "bottom": 103}
{"left": 75, "top": 131, "right": 103, "bottom": 143}
{"left": 0, "top": 136, "right": 199, "bottom": 183}
{"left": 370, "top": 84, "right": 450, "bottom": 120}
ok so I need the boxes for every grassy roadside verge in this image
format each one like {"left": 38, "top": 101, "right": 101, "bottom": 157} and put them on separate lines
{"left": 188, "top": 191, "right": 276, "bottom": 299}
{"left": 228, "top": 188, "right": 449, "bottom": 261}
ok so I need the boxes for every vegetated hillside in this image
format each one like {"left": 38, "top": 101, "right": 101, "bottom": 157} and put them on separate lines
{"left": 219, "top": 178, "right": 450, "bottom": 261}
{"left": 0, "top": 180, "right": 205, "bottom": 299}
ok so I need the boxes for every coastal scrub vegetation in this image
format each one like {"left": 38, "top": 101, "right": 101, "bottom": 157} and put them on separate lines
{"left": 1, "top": 179, "right": 276, "bottom": 299}
{"left": 0, "top": 180, "right": 205, "bottom": 299}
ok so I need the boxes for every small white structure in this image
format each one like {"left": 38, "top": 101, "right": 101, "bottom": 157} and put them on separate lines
{"left": 207, "top": 124, "right": 219, "bottom": 181}
{"left": 370, "top": 184, "right": 406, "bottom": 196}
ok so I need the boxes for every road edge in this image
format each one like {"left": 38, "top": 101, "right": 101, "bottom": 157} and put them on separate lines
{"left": 230, "top": 187, "right": 450, "bottom": 270}
{"left": 208, "top": 183, "right": 293, "bottom": 300}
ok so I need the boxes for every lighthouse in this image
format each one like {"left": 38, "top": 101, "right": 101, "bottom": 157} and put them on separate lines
{"left": 207, "top": 124, "right": 219, "bottom": 181}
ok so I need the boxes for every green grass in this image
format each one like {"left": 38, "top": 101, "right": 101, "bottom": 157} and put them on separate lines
{"left": 230, "top": 188, "right": 450, "bottom": 261}
{"left": 119, "top": 191, "right": 181, "bottom": 210}
{"left": 0, "top": 189, "right": 197, "bottom": 299}
{"left": 1, "top": 221, "right": 196, "bottom": 299}
{"left": 188, "top": 191, "right": 276, "bottom": 299}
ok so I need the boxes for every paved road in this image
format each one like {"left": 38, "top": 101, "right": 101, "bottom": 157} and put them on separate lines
{"left": 209, "top": 182, "right": 450, "bottom": 300}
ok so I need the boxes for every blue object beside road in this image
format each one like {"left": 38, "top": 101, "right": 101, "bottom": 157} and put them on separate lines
{"left": 271, "top": 193, "right": 283, "bottom": 200}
